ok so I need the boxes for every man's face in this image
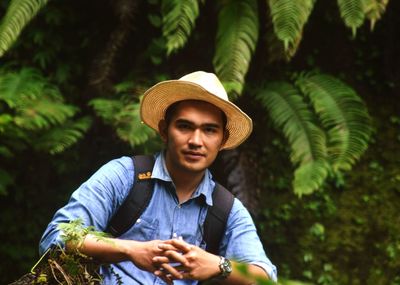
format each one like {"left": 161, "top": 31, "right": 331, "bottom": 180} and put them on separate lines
{"left": 160, "top": 100, "right": 227, "bottom": 177}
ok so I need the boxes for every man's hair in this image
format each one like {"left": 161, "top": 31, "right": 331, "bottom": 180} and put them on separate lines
{"left": 164, "top": 100, "right": 228, "bottom": 130}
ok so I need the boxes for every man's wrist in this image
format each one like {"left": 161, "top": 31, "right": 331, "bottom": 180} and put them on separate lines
{"left": 213, "top": 256, "right": 232, "bottom": 280}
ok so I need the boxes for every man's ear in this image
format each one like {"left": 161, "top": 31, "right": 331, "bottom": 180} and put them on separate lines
{"left": 158, "top": 119, "right": 168, "bottom": 143}
{"left": 220, "top": 129, "right": 230, "bottom": 149}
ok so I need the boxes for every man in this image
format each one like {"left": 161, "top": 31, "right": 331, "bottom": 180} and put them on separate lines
{"left": 40, "top": 71, "right": 277, "bottom": 284}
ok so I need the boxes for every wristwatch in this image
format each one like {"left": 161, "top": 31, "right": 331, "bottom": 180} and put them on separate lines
{"left": 217, "top": 256, "right": 232, "bottom": 279}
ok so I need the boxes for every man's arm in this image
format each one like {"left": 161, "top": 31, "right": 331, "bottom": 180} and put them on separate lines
{"left": 70, "top": 234, "right": 165, "bottom": 273}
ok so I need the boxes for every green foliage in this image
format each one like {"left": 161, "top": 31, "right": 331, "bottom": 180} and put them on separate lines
{"left": 255, "top": 71, "right": 372, "bottom": 195}
{"left": 295, "top": 72, "right": 373, "bottom": 173}
{"left": 58, "top": 219, "right": 110, "bottom": 249}
{"left": 213, "top": 0, "right": 259, "bottom": 98}
{"left": 0, "top": 0, "right": 49, "bottom": 57}
{"left": 162, "top": 0, "right": 199, "bottom": 55}
{"left": 268, "top": 0, "right": 316, "bottom": 54}
{"left": 0, "top": 68, "right": 78, "bottom": 130}
{"left": 23, "top": 219, "right": 109, "bottom": 285}
{"left": 363, "top": 0, "right": 389, "bottom": 30}
{"left": 0, "top": 67, "right": 90, "bottom": 194}
{"left": 337, "top": 0, "right": 365, "bottom": 36}
{"left": 89, "top": 81, "right": 158, "bottom": 148}
{"left": 256, "top": 80, "right": 328, "bottom": 196}
{"left": 33, "top": 117, "right": 92, "bottom": 154}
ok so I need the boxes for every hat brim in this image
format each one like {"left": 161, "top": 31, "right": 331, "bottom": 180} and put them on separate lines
{"left": 140, "top": 80, "right": 253, "bottom": 150}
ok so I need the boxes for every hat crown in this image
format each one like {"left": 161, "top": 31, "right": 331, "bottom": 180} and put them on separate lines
{"left": 179, "top": 71, "right": 229, "bottom": 101}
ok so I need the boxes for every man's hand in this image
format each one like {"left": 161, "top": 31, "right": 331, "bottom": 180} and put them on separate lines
{"left": 124, "top": 239, "right": 169, "bottom": 273}
{"left": 152, "top": 239, "right": 221, "bottom": 282}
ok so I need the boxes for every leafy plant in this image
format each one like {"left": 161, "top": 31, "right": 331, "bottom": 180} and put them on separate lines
{"left": 0, "top": 67, "right": 91, "bottom": 194}
{"left": 89, "top": 80, "right": 158, "bottom": 148}
{"left": 162, "top": 0, "right": 200, "bottom": 55}
{"left": 255, "top": 71, "right": 372, "bottom": 196}
{"left": 9, "top": 219, "right": 109, "bottom": 285}
{"left": 213, "top": 0, "right": 259, "bottom": 97}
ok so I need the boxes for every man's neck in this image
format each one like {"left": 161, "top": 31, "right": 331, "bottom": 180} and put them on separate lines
{"left": 164, "top": 159, "right": 205, "bottom": 203}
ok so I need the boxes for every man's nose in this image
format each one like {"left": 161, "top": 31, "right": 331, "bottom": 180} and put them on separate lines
{"left": 188, "top": 129, "right": 202, "bottom": 146}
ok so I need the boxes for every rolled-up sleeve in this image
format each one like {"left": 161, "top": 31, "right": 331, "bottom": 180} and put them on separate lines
{"left": 220, "top": 198, "right": 278, "bottom": 282}
{"left": 39, "top": 156, "right": 134, "bottom": 255}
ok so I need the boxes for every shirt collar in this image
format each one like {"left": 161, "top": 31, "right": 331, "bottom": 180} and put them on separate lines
{"left": 151, "top": 151, "right": 215, "bottom": 206}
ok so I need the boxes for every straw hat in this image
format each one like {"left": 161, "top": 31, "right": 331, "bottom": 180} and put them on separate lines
{"left": 140, "top": 71, "right": 253, "bottom": 150}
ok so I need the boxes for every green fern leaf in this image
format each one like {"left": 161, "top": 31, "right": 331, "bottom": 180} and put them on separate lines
{"left": 34, "top": 117, "right": 92, "bottom": 154}
{"left": 89, "top": 98, "right": 124, "bottom": 125}
{"left": 294, "top": 159, "right": 330, "bottom": 196}
{"left": 90, "top": 98, "right": 156, "bottom": 147}
{"left": 0, "top": 0, "right": 49, "bottom": 57}
{"left": 14, "top": 98, "right": 77, "bottom": 130}
{"left": 268, "top": 0, "right": 316, "bottom": 53}
{"left": 337, "top": 0, "right": 365, "bottom": 36}
{"left": 295, "top": 72, "right": 372, "bottom": 172}
{"left": 362, "top": 0, "right": 389, "bottom": 30}
{"left": 0, "top": 67, "right": 78, "bottom": 130}
{"left": 114, "top": 102, "right": 157, "bottom": 147}
{"left": 213, "top": 0, "right": 259, "bottom": 98}
{"left": 0, "top": 67, "right": 48, "bottom": 107}
{"left": 162, "top": 0, "right": 199, "bottom": 55}
{"left": 256, "top": 81, "right": 329, "bottom": 195}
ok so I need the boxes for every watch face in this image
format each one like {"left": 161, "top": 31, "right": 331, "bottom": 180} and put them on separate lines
{"left": 220, "top": 257, "right": 232, "bottom": 278}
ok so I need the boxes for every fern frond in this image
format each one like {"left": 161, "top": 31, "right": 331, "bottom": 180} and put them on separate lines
{"left": 34, "top": 117, "right": 92, "bottom": 154}
{"left": 213, "top": 0, "right": 259, "bottom": 98}
{"left": 0, "top": 67, "right": 78, "bottom": 130}
{"left": 0, "top": 0, "right": 49, "bottom": 57}
{"left": 337, "top": 0, "right": 365, "bottom": 36}
{"left": 268, "top": 0, "right": 316, "bottom": 53}
{"left": 264, "top": 16, "right": 298, "bottom": 63}
{"left": 255, "top": 82, "right": 329, "bottom": 195}
{"left": 89, "top": 98, "right": 124, "bottom": 125}
{"left": 362, "top": 0, "right": 389, "bottom": 30}
{"left": 114, "top": 102, "right": 157, "bottom": 146}
{"left": 0, "top": 67, "right": 49, "bottom": 107}
{"left": 294, "top": 159, "right": 330, "bottom": 196}
{"left": 295, "top": 72, "right": 372, "bottom": 172}
{"left": 14, "top": 98, "right": 78, "bottom": 130}
{"left": 162, "top": 0, "right": 199, "bottom": 55}
{"left": 89, "top": 98, "right": 156, "bottom": 147}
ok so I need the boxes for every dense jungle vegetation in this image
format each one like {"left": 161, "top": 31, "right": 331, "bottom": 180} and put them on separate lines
{"left": 0, "top": 0, "right": 399, "bottom": 284}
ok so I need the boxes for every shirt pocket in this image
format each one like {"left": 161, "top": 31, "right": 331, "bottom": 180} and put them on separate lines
{"left": 128, "top": 216, "right": 159, "bottom": 241}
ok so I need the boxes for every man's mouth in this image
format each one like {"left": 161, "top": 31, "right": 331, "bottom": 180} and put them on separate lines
{"left": 183, "top": 151, "right": 205, "bottom": 160}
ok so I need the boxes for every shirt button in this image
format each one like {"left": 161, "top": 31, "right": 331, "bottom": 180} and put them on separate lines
{"left": 136, "top": 218, "right": 141, "bottom": 223}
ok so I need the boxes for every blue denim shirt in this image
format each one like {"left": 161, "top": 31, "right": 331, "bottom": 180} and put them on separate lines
{"left": 39, "top": 152, "right": 277, "bottom": 284}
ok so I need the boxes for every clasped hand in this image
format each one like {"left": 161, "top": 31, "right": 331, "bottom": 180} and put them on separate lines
{"left": 151, "top": 238, "right": 220, "bottom": 284}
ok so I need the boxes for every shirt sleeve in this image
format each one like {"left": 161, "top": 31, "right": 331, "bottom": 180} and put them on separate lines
{"left": 38, "top": 156, "right": 134, "bottom": 255}
{"left": 220, "top": 198, "right": 278, "bottom": 282}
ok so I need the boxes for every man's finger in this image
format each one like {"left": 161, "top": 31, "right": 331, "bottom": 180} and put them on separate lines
{"left": 162, "top": 239, "right": 192, "bottom": 252}
{"left": 162, "top": 249, "right": 190, "bottom": 266}
{"left": 154, "top": 270, "right": 174, "bottom": 285}
{"left": 158, "top": 262, "right": 184, "bottom": 279}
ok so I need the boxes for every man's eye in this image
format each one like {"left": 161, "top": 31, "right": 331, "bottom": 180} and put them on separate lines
{"left": 177, "top": 123, "right": 191, "bottom": 130}
{"left": 204, "top": 127, "right": 217, "bottom": 134}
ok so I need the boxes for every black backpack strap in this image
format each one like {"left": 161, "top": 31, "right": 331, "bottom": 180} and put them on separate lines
{"left": 203, "top": 183, "right": 235, "bottom": 255}
{"left": 107, "top": 155, "right": 155, "bottom": 236}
